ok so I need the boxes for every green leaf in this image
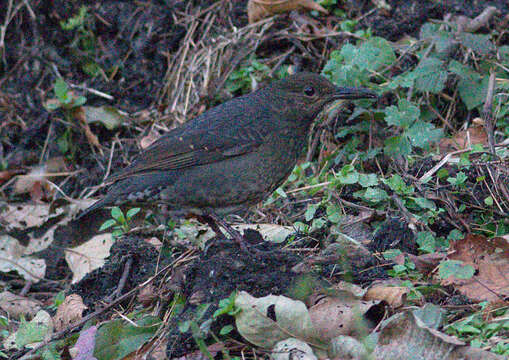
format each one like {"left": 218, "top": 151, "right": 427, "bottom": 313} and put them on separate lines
{"left": 383, "top": 249, "right": 402, "bottom": 260}
{"left": 99, "top": 219, "right": 117, "bottom": 231}
{"left": 126, "top": 208, "right": 141, "bottom": 220}
{"left": 73, "top": 96, "right": 87, "bottom": 107}
{"left": 413, "top": 197, "right": 436, "bottom": 210}
{"left": 305, "top": 203, "right": 319, "bottom": 222}
{"left": 393, "top": 264, "right": 407, "bottom": 274}
{"left": 448, "top": 61, "right": 488, "bottom": 110}
{"left": 16, "top": 318, "right": 49, "bottom": 348}
{"left": 354, "top": 187, "right": 389, "bottom": 203}
{"left": 458, "top": 33, "right": 495, "bottom": 56}
{"left": 336, "top": 164, "right": 359, "bottom": 184}
{"left": 438, "top": 260, "right": 475, "bottom": 280}
{"left": 384, "top": 135, "right": 412, "bottom": 157}
{"left": 406, "top": 121, "right": 443, "bottom": 148}
{"left": 358, "top": 173, "right": 378, "bottom": 187}
{"left": 94, "top": 317, "right": 160, "bottom": 360}
{"left": 219, "top": 325, "right": 234, "bottom": 335}
{"left": 484, "top": 196, "right": 494, "bottom": 206}
{"left": 413, "top": 57, "right": 448, "bottom": 93}
{"left": 383, "top": 174, "right": 414, "bottom": 195}
{"left": 326, "top": 204, "right": 342, "bottom": 224}
{"left": 110, "top": 207, "right": 125, "bottom": 223}
{"left": 437, "top": 168, "right": 449, "bottom": 179}
{"left": 384, "top": 99, "right": 420, "bottom": 128}
{"left": 447, "top": 229, "right": 463, "bottom": 241}
{"left": 54, "top": 78, "right": 69, "bottom": 102}
{"left": 447, "top": 172, "right": 468, "bottom": 186}
{"left": 357, "top": 37, "right": 396, "bottom": 72}
{"left": 416, "top": 231, "right": 436, "bottom": 253}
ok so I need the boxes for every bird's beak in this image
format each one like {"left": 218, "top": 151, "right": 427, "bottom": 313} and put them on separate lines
{"left": 331, "top": 86, "right": 378, "bottom": 100}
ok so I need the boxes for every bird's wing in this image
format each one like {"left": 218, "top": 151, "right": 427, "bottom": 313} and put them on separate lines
{"left": 106, "top": 125, "right": 266, "bottom": 183}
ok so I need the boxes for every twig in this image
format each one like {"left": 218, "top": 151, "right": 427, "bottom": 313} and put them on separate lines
{"left": 418, "top": 148, "right": 472, "bottom": 182}
{"left": 482, "top": 69, "right": 497, "bottom": 155}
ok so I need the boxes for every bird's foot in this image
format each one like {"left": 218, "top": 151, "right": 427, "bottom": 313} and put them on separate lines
{"left": 203, "top": 213, "right": 280, "bottom": 260}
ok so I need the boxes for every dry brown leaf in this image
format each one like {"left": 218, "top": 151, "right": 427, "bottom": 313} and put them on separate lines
{"left": 309, "top": 295, "right": 381, "bottom": 341}
{"left": 442, "top": 234, "right": 509, "bottom": 302}
{"left": 248, "top": 0, "right": 327, "bottom": 24}
{"left": 0, "top": 170, "right": 20, "bottom": 185}
{"left": 364, "top": 281, "right": 409, "bottom": 308}
{"left": 13, "top": 157, "right": 67, "bottom": 197}
{"left": 0, "top": 291, "right": 42, "bottom": 319}
{"left": 140, "top": 130, "right": 161, "bottom": 149}
{"left": 438, "top": 124, "right": 488, "bottom": 153}
{"left": 0, "top": 234, "right": 47, "bottom": 282}
{"left": 65, "top": 233, "right": 114, "bottom": 283}
{"left": 395, "top": 252, "right": 446, "bottom": 274}
{"left": 53, "top": 294, "right": 87, "bottom": 332}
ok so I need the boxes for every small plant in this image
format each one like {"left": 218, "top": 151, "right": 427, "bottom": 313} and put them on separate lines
{"left": 213, "top": 292, "right": 240, "bottom": 336}
{"left": 44, "top": 78, "right": 86, "bottom": 112}
{"left": 99, "top": 207, "right": 141, "bottom": 239}
{"left": 225, "top": 58, "right": 270, "bottom": 95}
{"left": 44, "top": 78, "right": 87, "bottom": 158}
{"left": 60, "top": 6, "right": 100, "bottom": 76}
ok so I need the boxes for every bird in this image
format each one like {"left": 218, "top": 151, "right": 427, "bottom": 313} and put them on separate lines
{"left": 78, "top": 72, "right": 377, "bottom": 249}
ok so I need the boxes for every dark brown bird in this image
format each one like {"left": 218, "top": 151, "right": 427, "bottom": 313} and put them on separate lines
{"left": 79, "top": 73, "right": 376, "bottom": 244}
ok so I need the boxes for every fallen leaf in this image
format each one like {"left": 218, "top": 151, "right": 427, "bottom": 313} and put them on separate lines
{"left": 309, "top": 295, "right": 381, "bottom": 341}
{"left": 0, "top": 169, "right": 20, "bottom": 185}
{"left": 10, "top": 310, "right": 53, "bottom": 350}
{"left": 0, "top": 291, "right": 42, "bottom": 319}
{"left": 13, "top": 157, "right": 67, "bottom": 198}
{"left": 273, "top": 338, "right": 317, "bottom": 360}
{"left": 442, "top": 234, "right": 509, "bottom": 302}
{"left": 394, "top": 252, "right": 446, "bottom": 274}
{"left": 140, "top": 131, "right": 161, "bottom": 149}
{"left": 328, "top": 335, "right": 369, "bottom": 360}
{"left": 364, "top": 281, "right": 409, "bottom": 308}
{"left": 53, "top": 294, "right": 87, "bottom": 332}
{"left": 438, "top": 124, "right": 487, "bottom": 153}
{"left": 0, "top": 203, "right": 65, "bottom": 230}
{"left": 235, "top": 291, "right": 317, "bottom": 348}
{"left": 69, "top": 326, "right": 98, "bottom": 360}
{"left": 0, "top": 234, "right": 46, "bottom": 282}
{"left": 373, "top": 309, "right": 504, "bottom": 359}
{"left": 248, "top": 0, "right": 327, "bottom": 24}
{"left": 65, "top": 233, "right": 114, "bottom": 283}
{"left": 83, "top": 105, "right": 125, "bottom": 130}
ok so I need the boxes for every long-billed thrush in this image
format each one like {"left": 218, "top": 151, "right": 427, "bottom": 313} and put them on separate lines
{"left": 79, "top": 72, "right": 376, "bottom": 246}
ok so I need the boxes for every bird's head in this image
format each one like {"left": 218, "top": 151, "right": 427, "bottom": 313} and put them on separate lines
{"left": 268, "top": 72, "right": 377, "bottom": 129}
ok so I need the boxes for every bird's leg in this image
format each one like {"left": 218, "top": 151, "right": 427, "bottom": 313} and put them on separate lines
{"left": 204, "top": 212, "right": 249, "bottom": 253}
{"left": 203, "top": 212, "right": 281, "bottom": 260}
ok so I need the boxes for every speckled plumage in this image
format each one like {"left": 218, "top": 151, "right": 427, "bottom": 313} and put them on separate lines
{"left": 79, "top": 73, "right": 376, "bottom": 218}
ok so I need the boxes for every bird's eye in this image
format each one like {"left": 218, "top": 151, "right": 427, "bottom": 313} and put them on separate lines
{"left": 304, "top": 86, "right": 315, "bottom": 96}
